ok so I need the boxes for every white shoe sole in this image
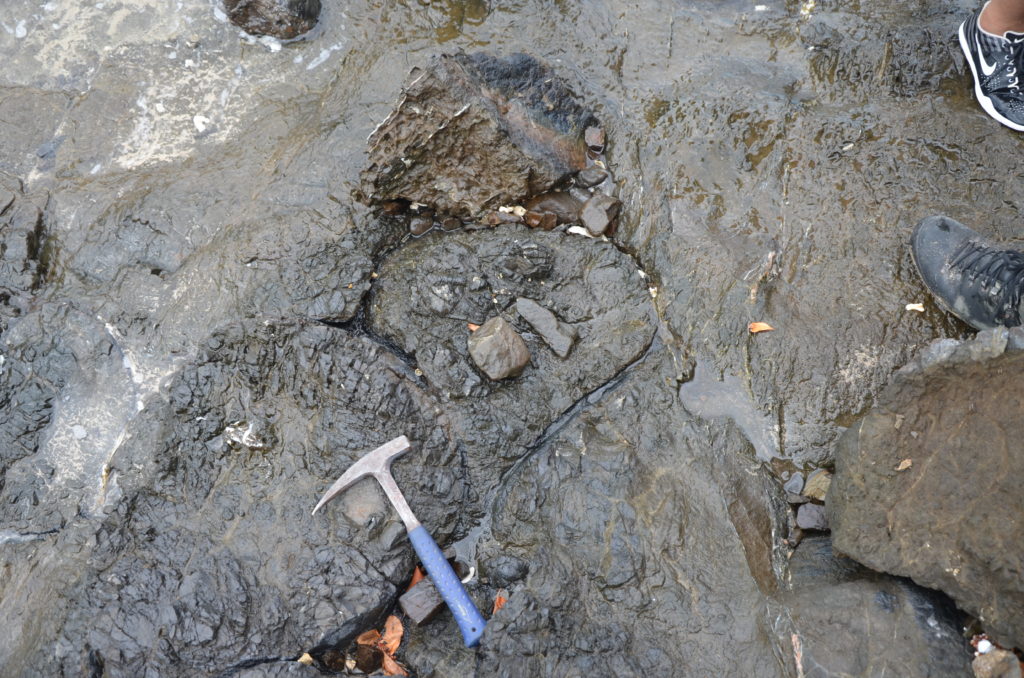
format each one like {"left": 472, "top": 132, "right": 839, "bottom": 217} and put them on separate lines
{"left": 959, "top": 21, "right": 1024, "bottom": 132}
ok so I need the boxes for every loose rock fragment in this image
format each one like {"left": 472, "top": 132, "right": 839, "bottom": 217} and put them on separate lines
{"left": 361, "top": 53, "right": 596, "bottom": 218}
{"left": 783, "top": 472, "right": 805, "bottom": 495}
{"left": 523, "top": 210, "right": 558, "bottom": 230}
{"left": 796, "top": 503, "right": 829, "bottom": 531}
{"left": 399, "top": 578, "right": 444, "bottom": 626}
{"left": 584, "top": 126, "right": 605, "bottom": 153}
{"left": 971, "top": 648, "right": 1020, "bottom": 678}
{"left": 467, "top": 316, "right": 530, "bottom": 380}
{"left": 516, "top": 297, "right": 576, "bottom": 358}
{"left": 524, "top": 192, "right": 583, "bottom": 225}
{"left": 580, "top": 193, "right": 620, "bottom": 236}
{"left": 223, "top": 0, "right": 321, "bottom": 39}
{"left": 575, "top": 166, "right": 608, "bottom": 188}
{"left": 409, "top": 215, "right": 434, "bottom": 236}
{"left": 802, "top": 469, "right": 831, "bottom": 501}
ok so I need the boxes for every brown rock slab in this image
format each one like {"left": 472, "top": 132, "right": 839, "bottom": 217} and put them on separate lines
{"left": 828, "top": 350, "right": 1024, "bottom": 649}
{"left": 361, "top": 53, "right": 595, "bottom": 218}
{"left": 467, "top": 316, "right": 530, "bottom": 380}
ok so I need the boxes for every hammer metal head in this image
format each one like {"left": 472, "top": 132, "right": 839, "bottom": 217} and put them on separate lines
{"left": 311, "top": 435, "right": 410, "bottom": 515}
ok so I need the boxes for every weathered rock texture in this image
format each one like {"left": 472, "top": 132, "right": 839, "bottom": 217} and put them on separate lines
{"left": 829, "top": 350, "right": 1024, "bottom": 649}
{"left": 224, "top": 0, "right": 321, "bottom": 39}
{"left": 779, "top": 537, "right": 970, "bottom": 677}
{"left": 360, "top": 53, "right": 595, "bottom": 218}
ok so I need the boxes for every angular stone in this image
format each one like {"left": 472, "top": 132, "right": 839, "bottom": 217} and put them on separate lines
{"left": 361, "top": 53, "right": 595, "bottom": 218}
{"left": 796, "top": 502, "right": 828, "bottom": 531}
{"left": 972, "top": 648, "right": 1021, "bottom": 678}
{"left": 467, "top": 317, "right": 530, "bottom": 380}
{"left": 829, "top": 350, "right": 1024, "bottom": 649}
{"left": 524, "top": 191, "right": 582, "bottom": 225}
{"left": 802, "top": 469, "right": 831, "bottom": 501}
{"left": 580, "top": 193, "right": 620, "bottom": 236}
{"left": 399, "top": 579, "right": 444, "bottom": 626}
{"left": 783, "top": 472, "right": 804, "bottom": 495}
{"left": 516, "top": 297, "right": 576, "bottom": 358}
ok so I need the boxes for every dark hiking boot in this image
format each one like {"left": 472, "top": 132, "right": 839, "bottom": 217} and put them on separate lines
{"left": 912, "top": 216, "right": 1024, "bottom": 330}
{"left": 959, "top": 5, "right": 1024, "bottom": 131}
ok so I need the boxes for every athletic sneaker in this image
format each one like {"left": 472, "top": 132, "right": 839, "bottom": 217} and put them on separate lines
{"left": 912, "top": 216, "right": 1024, "bottom": 330}
{"left": 959, "top": 5, "right": 1024, "bottom": 131}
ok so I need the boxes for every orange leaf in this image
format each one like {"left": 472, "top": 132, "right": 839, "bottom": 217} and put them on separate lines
{"left": 492, "top": 591, "right": 508, "bottom": 615}
{"left": 381, "top": 653, "right": 408, "bottom": 677}
{"left": 468, "top": 323, "right": 480, "bottom": 332}
{"left": 895, "top": 458, "right": 912, "bottom": 471}
{"left": 380, "top": 615, "right": 404, "bottom": 656}
{"left": 407, "top": 566, "right": 425, "bottom": 592}
{"left": 355, "top": 629, "right": 381, "bottom": 647}
{"left": 748, "top": 321, "right": 774, "bottom": 334}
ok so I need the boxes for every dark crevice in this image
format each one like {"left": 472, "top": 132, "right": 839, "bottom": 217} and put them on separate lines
{"left": 213, "top": 655, "right": 305, "bottom": 678}
{"left": 494, "top": 330, "right": 661, "bottom": 501}
{"left": 0, "top": 526, "right": 61, "bottom": 545}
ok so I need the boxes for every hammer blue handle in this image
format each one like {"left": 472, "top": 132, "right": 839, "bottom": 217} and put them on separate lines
{"left": 408, "top": 525, "right": 486, "bottom": 647}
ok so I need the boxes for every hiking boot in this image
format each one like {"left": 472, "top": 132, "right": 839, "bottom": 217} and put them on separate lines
{"left": 912, "top": 216, "right": 1024, "bottom": 330}
{"left": 959, "top": 4, "right": 1024, "bottom": 131}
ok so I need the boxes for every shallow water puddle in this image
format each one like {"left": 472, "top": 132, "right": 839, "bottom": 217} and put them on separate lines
{"left": 678, "top": 359, "right": 779, "bottom": 462}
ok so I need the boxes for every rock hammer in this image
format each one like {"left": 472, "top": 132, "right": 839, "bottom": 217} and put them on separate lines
{"left": 312, "top": 435, "right": 487, "bottom": 647}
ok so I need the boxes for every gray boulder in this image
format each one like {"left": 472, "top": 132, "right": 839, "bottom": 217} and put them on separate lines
{"left": 829, "top": 350, "right": 1024, "bottom": 649}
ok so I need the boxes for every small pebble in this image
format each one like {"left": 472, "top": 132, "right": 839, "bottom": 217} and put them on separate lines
{"left": 409, "top": 216, "right": 434, "bottom": 236}
{"left": 575, "top": 166, "right": 608, "bottom": 188}
{"left": 585, "top": 126, "right": 605, "bottom": 153}
{"left": 580, "top": 194, "right": 620, "bottom": 236}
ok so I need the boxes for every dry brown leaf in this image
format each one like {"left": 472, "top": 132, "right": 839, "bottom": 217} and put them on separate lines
{"left": 380, "top": 615, "right": 404, "bottom": 656}
{"left": 355, "top": 629, "right": 381, "bottom": 647}
{"left": 748, "top": 321, "right": 774, "bottom": 334}
{"left": 467, "top": 322, "right": 480, "bottom": 332}
{"left": 492, "top": 591, "right": 508, "bottom": 615}
{"left": 895, "top": 458, "right": 912, "bottom": 471}
{"left": 407, "top": 566, "right": 425, "bottom": 591}
{"left": 381, "top": 653, "right": 409, "bottom": 676}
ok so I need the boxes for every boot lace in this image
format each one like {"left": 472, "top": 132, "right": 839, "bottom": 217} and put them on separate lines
{"left": 948, "top": 239, "right": 1024, "bottom": 322}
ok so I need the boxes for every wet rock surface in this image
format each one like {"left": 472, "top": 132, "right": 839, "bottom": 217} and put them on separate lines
{"left": 829, "top": 347, "right": 1024, "bottom": 649}
{"left": 780, "top": 536, "right": 971, "bottom": 677}
{"left": 0, "top": 0, "right": 1011, "bottom": 675}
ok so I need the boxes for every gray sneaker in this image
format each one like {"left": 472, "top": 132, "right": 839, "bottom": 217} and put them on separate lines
{"left": 911, "top": 216, "right": 1024, "bottom": 330}
{"left": 959, "top": 7, "right": 1024, "bottom": 131}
